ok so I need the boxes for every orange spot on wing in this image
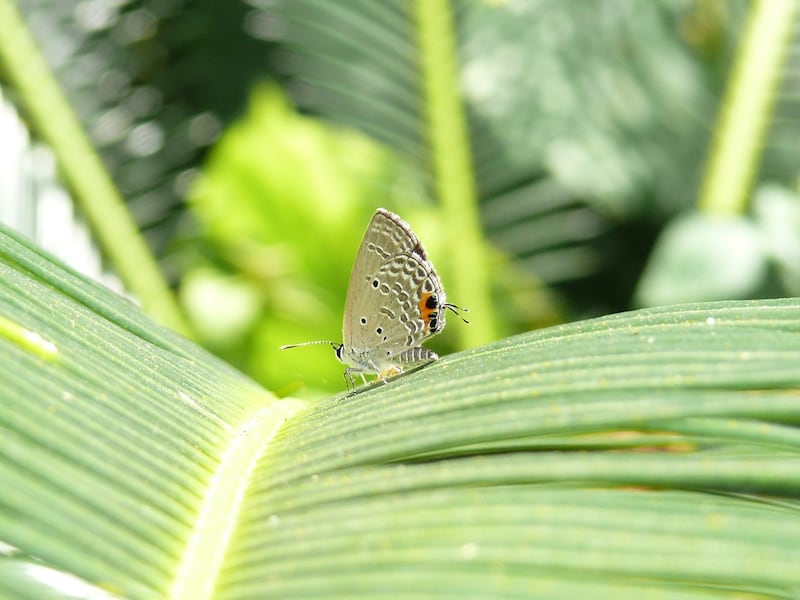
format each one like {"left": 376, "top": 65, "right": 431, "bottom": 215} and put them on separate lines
{"left": 418, "top": 292, "right": 440, "bottom": 332}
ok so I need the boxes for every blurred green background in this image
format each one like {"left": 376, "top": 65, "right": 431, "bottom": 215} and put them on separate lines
{"left": 2, "top": 0, "right": 799, "bottom": 395}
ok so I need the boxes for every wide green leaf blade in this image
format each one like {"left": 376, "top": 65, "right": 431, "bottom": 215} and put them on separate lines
{"left": 0, "top": 225, "right": 306, "bottom": 598}
{"left": 2, "top": 224, "right": 800, "bottom": 598}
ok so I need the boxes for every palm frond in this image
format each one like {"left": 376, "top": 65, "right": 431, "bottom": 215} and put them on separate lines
{"left": 3, "top": 224, "right": 800, "bottom": 598}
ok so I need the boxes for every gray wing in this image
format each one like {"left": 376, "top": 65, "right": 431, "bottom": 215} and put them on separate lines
{"left": 342, "top": 208, "right": 430, "bottom": 346}
{"left": 342, "top": 251, "right": 447, "bottom": 371}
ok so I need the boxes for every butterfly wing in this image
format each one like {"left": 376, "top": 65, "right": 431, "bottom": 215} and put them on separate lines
{"left": 343, "top": 209, "right": 422, "bottom": 344}
{"left": 341, "top": 209, "right": 447, "bottom": 373}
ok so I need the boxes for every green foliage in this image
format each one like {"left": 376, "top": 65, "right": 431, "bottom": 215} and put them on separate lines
{"left": 3, "top": 3, "right": 800, "bottom": 595}
{"left": 635, "top": 212, "right": 767, "bottom": 306}
{"left": 4, "top": 226, "right": 800, "bottom": 598}
{"left": 0, "top": 0, "right": 189, "bottom": 334}
{"left": 638, "top": 0, "right": 800, "bottom": 307}
{"left": 183, "top": 85, "right": 433, "bottom": 393}
{"left": 183, "top": 85, "right": 559, "bottom": 394}
{"left": 9, "top": 0, "right": 800, "bottom": 373}
{"left": 636, "top": 183, "right": 800, "bottom": 306}
{"left": 258, "top": 0, "right": 726, "bottom": 305}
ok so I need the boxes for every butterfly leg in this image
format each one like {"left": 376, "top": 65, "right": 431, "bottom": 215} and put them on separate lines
{"left": 342, "top": 368, "right": 355, "bottom": 392}
{"left": 343, "top": 368, "right": 370, "bottom": 393}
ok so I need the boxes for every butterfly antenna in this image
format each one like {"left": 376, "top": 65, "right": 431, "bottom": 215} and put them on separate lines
{"left": 280, "top": 340, "right": 338, "bottom": 350}
{"left": 444, "top": 303, "right": 470, "bottom": 324}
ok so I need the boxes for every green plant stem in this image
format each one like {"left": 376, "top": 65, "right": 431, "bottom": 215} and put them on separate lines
{"left": 697, "top": 0, "right": 799, "bottom": 215}
{"left": 413, "top": 0, "right": 496, "bottom": 347}
{"left": 0, "top": 0, "right": 191, "bottom": 337}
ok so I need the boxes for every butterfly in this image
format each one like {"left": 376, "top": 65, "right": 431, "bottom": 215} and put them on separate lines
{"left": 282, "top": 208, "right": 467, "bottom": 390}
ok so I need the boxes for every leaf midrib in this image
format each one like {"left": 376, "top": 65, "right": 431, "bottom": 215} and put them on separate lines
{"left": 168, "top": 399, "right": 307, "bottom": 600}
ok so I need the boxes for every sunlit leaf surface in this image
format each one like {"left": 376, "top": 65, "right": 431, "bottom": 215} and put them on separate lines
{"left": 2, "top": 225, "right": 800, "bottom": 598}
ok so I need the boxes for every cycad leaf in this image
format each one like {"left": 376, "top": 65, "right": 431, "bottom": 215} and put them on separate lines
{"left": 0, "top": 225, "right": 304, "bottom": 598}
{"left": 3, "top": 224, "right": 800, "bottom": 598}
{"left": 261, "top": 1, "right": 720, "bottom": 281}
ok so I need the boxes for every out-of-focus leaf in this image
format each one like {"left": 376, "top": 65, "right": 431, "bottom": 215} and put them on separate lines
{"left": 257, "top": 0, "right": 728, "bottom": 306}
{"left": 184, "top": 84, "right": 561, "bottom": 395}
{"left": 184, "top": 85, "right": 428, "bottom": 394}
{"left": 754, "top": 183, "right": 800, "bottom": 295}
{"left": 0, "top": 0, "right": 189, "bottom": 335}
{"left": 10, "top": 0, "right": 264, "bottom": 258}
{"left": 0, "top": 85, "right": 121, "bottom": 292}
{"left": 634, "top": 212, "right": 767, "bottom": 307}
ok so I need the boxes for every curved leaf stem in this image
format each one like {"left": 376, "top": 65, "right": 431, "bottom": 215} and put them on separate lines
{"left": 413, "top": 0, "right": 496, "bottom": 346}
{"left": 697, "top": 0, "right": 799, "bottom": 215}
{"left": 0, "top": 0, "right": 192, "bottom": 336}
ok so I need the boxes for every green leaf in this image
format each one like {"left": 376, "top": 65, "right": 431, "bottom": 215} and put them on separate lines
{"left": 753, "top": 184, "right": 800, "bottom": 294}
{"left": 185, "top": 84, "right": 432, "bottom": 393}
{"left": 0, "top": 0, "right": 189, "bottom": 336}
{"left": 260, "top": 0, "right": 723, "bottom": 305}
{"left": 634, "top": 211, "right": 768, "bottom": 306}
{"left": 3, "top": 224, "right": 800, "bottom": 598}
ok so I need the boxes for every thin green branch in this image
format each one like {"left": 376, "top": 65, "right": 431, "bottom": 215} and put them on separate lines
{"left": 0, "top": 0, "right": 191, "bottom": 337}
{"left": 413, "top": 0, "right": 496, "bottom": 346}
{"left": 697, "top": 0, "right": 799, "bottom": 215}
